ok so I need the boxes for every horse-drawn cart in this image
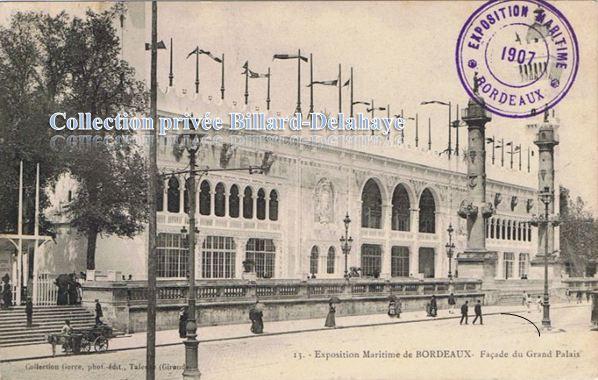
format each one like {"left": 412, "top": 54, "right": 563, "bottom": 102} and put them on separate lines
{"left": 47, "top": 325, "right": 113, "bottom": 356}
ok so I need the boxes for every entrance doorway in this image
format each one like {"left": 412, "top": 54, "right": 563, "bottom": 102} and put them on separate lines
{"left": 418, "top": 247, "right": 435, "bottom": 278}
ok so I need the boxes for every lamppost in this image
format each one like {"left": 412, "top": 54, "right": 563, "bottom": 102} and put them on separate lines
{"left": 445, "top": 223, "right": 455, "bottom": 280}
{"left": 164, "top": 135, "right": 274, "bottom": 379}
{"left": 538, "top": 186, "right": 554, "bottom": 329}
{"left": 340, "top": 212, "right": 353, "bottom": 278}
{"left": 421, "top": 100, "right": 452, "bottom": 159}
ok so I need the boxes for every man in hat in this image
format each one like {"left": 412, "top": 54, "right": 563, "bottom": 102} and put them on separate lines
{"left": 95, "top": 299, "right": 103, "bottom": 325}
{"left": 25, "top": 297, "right": 34, "bottom": 327}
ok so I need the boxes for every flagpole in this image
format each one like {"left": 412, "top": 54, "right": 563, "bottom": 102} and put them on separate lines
{"left": 266, "top": 67, "right": 271, "bottom": 110}
{"left": 244, "top": 60, "right": 249, "bottom": 105}
{"left": 501, "top": 138, "right": 504, "bottom": 167}
{"left": 32, "top": 162, "right": 40, "bottom": 304}
{"left": 221, "top": 54, "right": 225, "bottom": 100}
{"left": 492, "top": 135, "right": 496, "bottom": 165}
{"left": 338, "top": 64, "right": 342, "bottom": 114}
{"left": 400, "top": 108, "right": 404, "bottom": 143}
{"left": 350, "top": 67, "right": 354, "bottom": 117}
{"left": 448, "top": 101, "right": 452, "bottom": 159}
{"left": 428, "top": 117, "right": 432, "bottom": 151}
{"left": 518, "top": 144, "right": 522, "bottom": 171}
{"left": 17, "top": 160, "right": 23, "bottom": 306}
{"left": 371, "top": 99, "right": 374, "bottom": 118}
{"left": 309, "top": 53, "right": 314, "bottom": 114}
{"left": 169, "top": 37, "right": 173, "bottom": 87}
{"left": 455, "top": 105, "right": 459, "bottom": 156}
{"left": 195, "top": 46, "right": 199, "bottom": 94}
{"left": 414, "top": 113, "right": 419, "bottom": 148}
{"left": 527, "top": 146, "right": 530, "bottom": 173}
{"left": 510, "top": 142, "right": 513, "bottom": 169}
{"left": 296, "top": 49, "right": 301, "bottom": 114}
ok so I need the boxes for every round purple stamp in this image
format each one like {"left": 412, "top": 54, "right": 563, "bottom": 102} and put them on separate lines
{"left": 456, "top": 0, "right": 579, "bottom": 118}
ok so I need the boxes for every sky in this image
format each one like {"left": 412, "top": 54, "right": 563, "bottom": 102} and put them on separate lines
{"left": 1, "top": 1, "right": 596, "bottom": 212}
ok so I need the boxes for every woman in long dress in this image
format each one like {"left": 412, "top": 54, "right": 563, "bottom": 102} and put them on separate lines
{"left": 325, "top": 302, "right": 336, "bottom": 327}
{"left": 249, "top": 301, "right": 264, "bottom": 334}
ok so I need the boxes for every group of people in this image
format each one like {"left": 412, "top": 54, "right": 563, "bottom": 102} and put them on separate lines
{"left": 459, "top": 300, "right": 484, "bottom": 325}
{"left": 565, "top": 289, "right": 591, "bottom": 304}
{"left": 55, "top": 273, "right": 84, "bottom": 305}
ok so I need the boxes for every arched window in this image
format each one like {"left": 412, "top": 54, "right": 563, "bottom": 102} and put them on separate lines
{"left": 215, "top": 183, "right": 226, "bottom": 217}
{"left": 310, "top": 246, "right": 319, "bottom": 275}
{"left": 496, "top": 218, "right": 501, "bottom": 239}
{"left": 512, "top": 221, "right": 517, "bottom": 240}
{"left": 157, "top": 179, "right": 164, "bottom": 212}
{"left": 229, "top": 185, "right": 240, "bottom": 218}
{"left": 419, "top": 188, "right": 436, "bottom": 233}
{"left": 199, "top": 180, "right": 211, "bottom": 215}
{"left": 490, "top": 219, "right": 495, "bottom": 239}
{"left": 501, "top": 219, "right": 506, "bottom": 239}
{"left": 391, "top": 185, "right": 410, "bottom": 231}
{"left": 361, "top": 179, "right": 382, "bottom": 229}
{"left": 486, "top": 219, "right": 489, "bottom": 238}
{"left": 517, "top": 222, "right": 522, "bottom": 241}
{"left": 167, "top": 176, "right": 180, "bottom": 213}
{"left": 243, "top": 187, "right": 253, "bottom": 219}
{"left": 507, "top": 221, "right": 511, "bottom": 240}
{"left": 269, "top": 190, "right": 279, "bottom": 221}
{"left": 326, "top": 246, "right": 335, "bottom": 274}
{"left": 183, "top": 178, "right": 191, "bottom": 214}
{"left": 527, "top": 225, "right": 532, "bottom": 241}
{"left": 257, "top": 188, "right": 266, "bottom": 220}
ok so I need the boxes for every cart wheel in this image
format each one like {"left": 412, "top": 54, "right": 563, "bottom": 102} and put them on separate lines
{"left": 94, "top": 336, "right": 109, "bottom": 352}
{"left": 81, "top": 337, "right": 91, "bottom": 352}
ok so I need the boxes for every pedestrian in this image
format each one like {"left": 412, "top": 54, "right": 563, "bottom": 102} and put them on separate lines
{"left": 60, "top": 320, "right": 73, "bottom": 352}
{"left": 249, "top": 300, "right": 264, "bottom": 334}
{"left": 536, "top": 295, "right": 543, "bottom": 312}
{"left": 566, "top": 289, "right": 571, "bottom": 303}
{"left": 388, "top": 299, "right": 397, "bottom": 317}
{"left": 576, "top": 290, "right": 582, "bottom": 304}
{"left": 586, "top": 291, "right": 591, "bottom": 303}
{"left": 25, "top": 297, "right": 33, "bottom": 327}
{"left": 460, "top": 301, "right": 469, "bottom": 325}
{"left": 522, "top": 291, "right": 527, "bottom": 306}
{"left": 472, "top": 300, "right": 483, "bottom": 325}
{"left": 324, "top": 302, "right": 336, "bottom": 328}
{"left": 1, "top": 274, "right": 11, "bottom": 309}
{"left": 395, "top": 298, "right": 402, "bottom": 318}
{"left": 448, "top": 293, "right": 456, "bottom": 314}
{"left": 430, "top": 295, "right": 438, "bottom": 317}
{"left": 525, "top": 293, "right": 532, "bottom": 313}
{"left": 95, "top": 299, "right": 103, "bottom": 325}
{"left": 178, "top": 306, "right": 188, "bottom": 338}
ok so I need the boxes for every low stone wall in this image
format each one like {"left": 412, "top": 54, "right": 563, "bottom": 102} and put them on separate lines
{"left": 82, "top": 278, "right": 484, "bottom": 333}
{"left": 127, "top": 293, "right": 484, "bottom": 333}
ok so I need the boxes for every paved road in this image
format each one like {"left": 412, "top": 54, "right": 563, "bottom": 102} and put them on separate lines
{"left": 1, "top": 306, "right": 596, "bottom": 380}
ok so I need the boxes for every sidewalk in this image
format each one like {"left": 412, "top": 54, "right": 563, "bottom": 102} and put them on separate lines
{"left": 0, "top": 302, "right": 588, "bottom": 363}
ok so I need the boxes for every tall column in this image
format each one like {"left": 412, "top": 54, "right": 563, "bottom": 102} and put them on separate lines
{"left": 529, "top": 113, "right": 560, "bottom": 279}
{"left": 456, "top": 82, "right": 497, "bottom": 281}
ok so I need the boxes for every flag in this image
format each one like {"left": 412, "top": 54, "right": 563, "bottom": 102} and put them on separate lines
{"left": 352, "top": 101, "right": 370, "bottom": 106}
{"left": 307, "top": 79, "right": 338, "bottom": 87}
{"left": 505, "top": 142, "right": 513, "bottom": 146}
{"left": 485, "top": 137, "right": 494, "bottom": 143}
{"left": 367, "top": 107, "right": 386, "bottom": 112}
{"left": 273, "top": 54, "right": 308, "bottom": 62}
{"left": 198, "top": 49, "right": 222, "bottom": 63}
{"left": 342, "top": 78, "right": 351, "bottom": 87}
{"left": 242, "top": 62, "right": 269, "bottom": 79}
{"left": 186, "top": 47, "right": 199, "bottom": 59}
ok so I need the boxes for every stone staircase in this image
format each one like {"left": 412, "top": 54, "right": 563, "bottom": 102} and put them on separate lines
{"left": 491, "top": 279, "right": 548, "bottom": 305}
{"left": 0, "top": 305, "right": 98, "bottom": 347}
